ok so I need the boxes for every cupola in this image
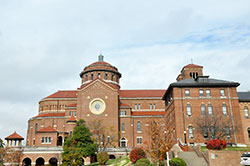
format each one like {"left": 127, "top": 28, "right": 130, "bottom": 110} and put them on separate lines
{"left": 79, "top": 54, "right": 122, "bottom": 88}
{"left": 176, "top": 63, "right": 203, "bottom": 81}
{"left": 5, "top": 131, "right": 24, "bottom": 147}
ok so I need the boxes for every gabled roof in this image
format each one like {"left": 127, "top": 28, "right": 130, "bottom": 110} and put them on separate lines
{"left": 44, "top": 90, "right": 77, "bottom": 99}
{"left": 131, "top": 111, "right": 165, "bottom": 116}
{"left": 5, "top": 131, "right": 24, "bottom": 140}
{"left": 67, "top": 115, "right": 77, "bottom": 123}
{"left": 35, "top": 113, "right": 65, "bottom": 118}
{"left": 120, "top": 90, "right": 166, "bottom": 98}
{"left": 37, "top": 126, "right": 57, "bottom": 133}
{"left": 79, "top": 78, "right": 119, "bottom": 90}
{"left": 238, "top": 92, "right": 250, "bottom": 102}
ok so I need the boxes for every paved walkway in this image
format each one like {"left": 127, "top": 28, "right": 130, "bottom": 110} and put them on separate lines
{"left": 178, "top": 151, "right": 208, "bottom": 166}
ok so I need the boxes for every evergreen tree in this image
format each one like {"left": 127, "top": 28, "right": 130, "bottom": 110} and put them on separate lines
{"left": 62, "top": 119, "right": 97, "bottom": 166}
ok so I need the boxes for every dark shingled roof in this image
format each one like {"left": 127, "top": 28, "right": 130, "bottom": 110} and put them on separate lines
{"left": 238, "top": 92, "right": 250, "bottom": 102}
{"left": 163, "top": 76, "right": 240, "bottom": 99}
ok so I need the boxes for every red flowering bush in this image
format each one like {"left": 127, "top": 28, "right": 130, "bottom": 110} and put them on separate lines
{"left": 129, "top": 148, "right": 146, "bottom": 163}
{"left": 206, "top": 139, "right": 227, "bottom": 150}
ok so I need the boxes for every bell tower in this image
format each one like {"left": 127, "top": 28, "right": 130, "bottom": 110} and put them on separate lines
{"left": 177, "top": 63, "right": 203, "bottom": 81}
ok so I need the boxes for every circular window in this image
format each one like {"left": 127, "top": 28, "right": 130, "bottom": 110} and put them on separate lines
{"left": 89, "top": 98, "right": 106, "bottom": 115}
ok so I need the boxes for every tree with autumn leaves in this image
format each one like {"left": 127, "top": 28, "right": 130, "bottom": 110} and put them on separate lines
{"left": 62, "top": 119, "right": 97, "bottom": 166}
{"left": 144, "top": 118, "right": 175, "bottom": 165}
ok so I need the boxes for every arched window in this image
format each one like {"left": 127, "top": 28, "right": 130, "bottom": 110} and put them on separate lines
{"left": 225, "top": 126, "right": 231, "bottom": 139}
{"left": 91, "top": 73, "right": 94, "bottom": 80}
{"left": 201, "top": 104, "right": 206, "bottom": 116}
{"left": 208, "top": 104, "right": 213, "bottom": 116}
{"left": 22, "top": 158, "right": 32, "bottom": 166}
{"left": 202, "top": 126, "right": 208, "bottom": 139}
{"left": 105, "top": 73, "right": 108, "bottom": 80}
{"left": 120, "top": 138, "right": 127, "bottom": 148}
{"left": 98, "top": 73, "right": 101, "bottom": 78}
{"left": 244, "top": 106, "right": 249, "bottom": 118}
{"left": 222, "top": 104, "right": 228, "bottom": 116}
{"left": 137, "top": 121, "right": 141, "bottom": 132}
{"left": 57, "top": 136, "right": 63, "bottom": 146}
{"left": 248, "top": 128, "right": 250, "bottom": 141}
{"left": 186, "top": 104, "right": 192, "bottom": 116}
{"left": 190, "top": 72, "right": 192, "bottom": 77}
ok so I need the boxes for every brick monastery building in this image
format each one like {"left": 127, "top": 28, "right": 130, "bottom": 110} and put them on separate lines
{"left": 5, "top": 54, "right": 250, "bottom": 165}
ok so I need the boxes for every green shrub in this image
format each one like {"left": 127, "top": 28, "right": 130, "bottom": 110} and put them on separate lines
{"left": 129, "top": 148, "right": 146, "bottom": 163}
{"left": 135, "top": 158, "right": 151, "bottom": 166}
{"left": 169, "top": 158, "right": 187, "bottom": 166}
{"left": 97, "top": 151, "right": 109, "bottom": 165}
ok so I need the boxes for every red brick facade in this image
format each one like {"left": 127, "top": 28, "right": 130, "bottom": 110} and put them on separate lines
{"left": 5, "top": 55, "right": 250, "bottom": 165}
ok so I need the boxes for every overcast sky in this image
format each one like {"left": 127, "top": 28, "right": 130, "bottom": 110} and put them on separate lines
{"left": 0, "top": 0, "right": 250, "bottom": 142}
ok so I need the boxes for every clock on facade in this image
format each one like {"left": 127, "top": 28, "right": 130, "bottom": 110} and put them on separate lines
{"left": 89, "top": 98, "right": 106, "bottom": 115}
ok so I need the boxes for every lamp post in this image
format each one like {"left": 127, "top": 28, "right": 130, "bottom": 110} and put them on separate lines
{"left": 184, "top": 131, "right": 187, "bottom": 145}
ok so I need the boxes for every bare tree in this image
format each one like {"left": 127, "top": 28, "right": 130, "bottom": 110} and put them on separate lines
{"left": 88, "top": 119, "right": 117, "bottom": 152}
{"left": 144, "top": 118, "right": 175, "bottom": 165}
{"left": 4, "top": 147, "right": 23, "bottom": 165}
{"left": 195, "top": 112, "right": 237, "bottom": 141}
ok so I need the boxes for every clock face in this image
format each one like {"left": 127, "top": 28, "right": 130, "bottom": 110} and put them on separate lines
{"left": 89, "top": 98, "right": 106, "bottom": 115}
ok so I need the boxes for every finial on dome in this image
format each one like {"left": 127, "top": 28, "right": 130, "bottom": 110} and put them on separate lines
{"left": 98, "top": 54, "right": 104, "bottom": 61}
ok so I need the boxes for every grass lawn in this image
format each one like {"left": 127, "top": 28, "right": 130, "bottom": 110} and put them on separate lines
{"left": 201, "top": 146, "right": 250, "bottom": 152}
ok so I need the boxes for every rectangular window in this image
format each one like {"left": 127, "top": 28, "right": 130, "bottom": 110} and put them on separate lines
{"left": 120, "top": 110, "right": 127, "bottom": 116}
{"left": 188, "top": 126, "right": 194, "bottom": 139}
{"left": 138, "top": 104, "right": 141, "bottom": 110}
{"left": 206, "top": 89, "right": 211, "bottom": 97}
{"left": 208, "top": 104, "right": 213, "bottom": 116}
{"left": 244, "top": 107, "right": 249, "bottom": 118}
{"left": 137, "top": 137, "right": 142, "bottom": 144}
{"left": 122, "top": 123, "right": 125, "bottom": 132}
{"left": 42, "top": 137, "right": 44, "bottom": 143}
{"left": 69, "top": 111, "right": 72, "bottom": 116}
{"left": 199, "top": 90, "right": 204, "bottom": 97}
{"left": 48, "top": 137, "right": 51, "bottom": 143}
{"left": 210, "top": 126, "right": 215, "bottom": 139}
{"left": 73, "top": 112, "right": 77, "bottom": 116}
{"left": 137, "top": 121, "right": 141, "bottom": 132}
{"left": 220, "top": 89, "right": 225, "bottom": 97}
{"left": 135, "top": 104, "right": 137, "bottom": 111}
{"left": 201, "top": 104, "right": 206, "bottom": 116}
{"left": 185, "top": 90, "right": 190, "bottom": 97}
{"left": 225, "top": 126, "right": 231, "bottom": 139}
{"left": 222, "top": 104, "right": 228, "bottom": 116}
{"left": 91, "top": 73, "right": 94, "bottom": 80}
{"left": 186, "top": 104, "right": 192, "bottom": 116}
{"left": 203, "top": 126, "right": 208, "bottom": 139}
{"left": 105, "top": 73, "right": 108, "bottom": 80}
{"left": 45, "top": 137, "right": 48, "bottom": 143}
{"left": 150, "top": 104, "right": 152, "bottom": 110}
{"left": 153, "top": 104, "right": 156, "bottom": 110}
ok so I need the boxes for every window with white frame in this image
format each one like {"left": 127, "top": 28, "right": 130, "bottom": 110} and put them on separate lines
{"left": 73, "top": 111, "right": 76, "bottom": 117}
{"left": 244, "top": 106, "right": 249, "bottom": 118}
{"left": 138, "top": 104, "right": 141, "bottom": 110}
{"left": 150, "top": 104, "right": 152, "bottom": 110}
{"left": 186, "top": 104, "right": 192, "bottom": 116}
{"left": 199, "top": 89, "right": 204, "bottom": 97}
{"left": 220, "top": 89, "right": 225, "bottom": 97}
{"left": 208, "top": 104, "right": 213, "bottom": 116}
{"left": 120, "top": 110, "right": 127, "bottom": 116}
{"left": 153, "top": 104, "right": 156, "bottom": 110}
{"left": 206, "top": 89, "right": 211, "bottom": 97}
{"left": 188, "top": 126, "right": 194, "bottom": 139}
{"left": 137, "top": 137, "right": 142, "bottom": 144}
{"left": 222, "top": 104, "right": 228, "bottom": 116}
{"left": 185, "top": 89, "right": 190, "bottom": 97}
{"left": 42, "top": 137, "right": 52, "bottom": 144}
{"left": 201, "top": 104, "right": 206, "bottom": 116}
{"left": 135, "top": 104, "right": 137, "bottom": 111}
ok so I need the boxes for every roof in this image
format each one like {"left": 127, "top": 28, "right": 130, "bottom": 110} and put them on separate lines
{"left": 67, "top": 115, "right": 77, "bottom": 122}
{"left": 131, "top": 111, "right": 165, "bottom": 116}
{"left": 184, "top": 64, "right": 203, "bottom": 69}
{"left": 44, "top": 90, "right": 77, "bottom": 99}
{"left": 238, "top": 92, "right": 250, "bottom": 102}
{"left": 5, "top": 131, "right": 24, "bottom": 140}
{"left": 37, "top": 126, "right": 57, "bottom": 133}
{"left": 90, "top": 61, "right": 112, "bottom": 66}
{"left": 35, "top": 113, "right": 65, "bottom": 118}
{"left": 120, "top": 103, "right": 130, "bottom": 108}
{"left": 120, "top": 90, "right": 166, "bottom": 98}
{"left": 163, "top": 77, "right": 240, "bottom": 99}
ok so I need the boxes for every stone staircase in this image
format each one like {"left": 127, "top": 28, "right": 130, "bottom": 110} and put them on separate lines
{"left": 178, "top": 151, "right": 208, "bottom": 166}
